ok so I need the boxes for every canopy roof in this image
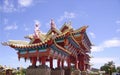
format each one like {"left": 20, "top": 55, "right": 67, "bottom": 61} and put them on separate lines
{"left": 2, "top": 20, "right": 92, "bottom": 54}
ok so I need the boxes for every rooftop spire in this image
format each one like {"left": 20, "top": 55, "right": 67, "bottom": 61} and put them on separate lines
{"left": 34, "top": 24, "right": 40, "bottom": 39}
{"left": 51, "top": 19, "right": 56, "bottom": 29}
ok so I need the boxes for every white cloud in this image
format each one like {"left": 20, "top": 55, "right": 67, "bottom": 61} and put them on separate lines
{"left": 45, "top": 22, "right": 51, "bottom": 29}
{"left": 58, "top": 11, "right": 76, "bottom": 22}
{"left": 90, "top": 57, "right": 118, "bottom": 64}
{"left": 3, "top": 18, "right": 8, "bottom": 25}
{"left": 103, "top": 39, "right": 120, "bottom": 48}
{"left": 115, "top": 63, "right": 120, "bottom": 67}
{"left": 91, "top": 38, "right": 120, "bottom": 52}
{"left": 89, "top": 32, "right": 96, "bottom": 38}
{"left": 23, "top": 24, "right": 30, "bottom": 31}
{"left": 0, "top": 0, "right": 36, "bottom": 13}
{"left": 24, "top": 27, "right": 30, "bottom": 31}
{"left": 116, "top": 29, "right": 120, "bottom": 33}
{"left": 0, "top": 6, "right": 2, "bottom": 10}
{"left": 64, "top": 12, "right": 76, "bottom": 19}
{"left": 116, "top": 20, "right": 120, "bottom": 25}
{"left": 1, "top": 0, "right": 17, "bottom": 13}
{"left": 18, "top": 0, "right": 33, "bottom": 7}
{"left": 91, "top": 46, "right": 104, "bottom": 52}
{"left": 4, "top": 23, "right": 18, "bottom": 31}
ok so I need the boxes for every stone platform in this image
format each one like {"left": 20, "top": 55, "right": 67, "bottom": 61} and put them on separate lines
{"left": 26, "top": 65, "right": 51, "bottom": 75}
{"left": 64, "top": 68, "right": 72, "bottom": 75}
{"left": 26, "top": 65, "right": 84, "bottom": 75}
{"left": 51, "top": 68, "right": 64, "bottom": 75}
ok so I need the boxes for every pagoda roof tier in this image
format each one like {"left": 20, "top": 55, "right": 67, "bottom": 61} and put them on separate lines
{"left": 71, "top": 26, "right": 92, "bottom": 53}
{"left": 2, "top": 38, "right": 51, "bottom": 51}
{"left": 2, "top": 25, "right": 91, "bottom": 56}
{"left": 2, "top": 25, "right": 89, "bottom": 48}
{"left": 52, "top": 40, "right": 71, "bottom": 55}
{"left": 60, "top": 22, "right": 73, "bottom": 32}
{"left": 3, "top": 40, "right": 71, "bottom": 58}
{"left": 2, "top": 20, "right": 92, "bottom": 60}
{"left": 16, "top": 41, "right": 71, "bottom": 60}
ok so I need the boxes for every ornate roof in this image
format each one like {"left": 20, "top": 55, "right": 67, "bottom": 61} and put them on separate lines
{"left": 2, "top": 20, "right": 91, "bottom": 56}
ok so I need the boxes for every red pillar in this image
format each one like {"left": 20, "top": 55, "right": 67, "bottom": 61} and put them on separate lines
{"left": 85, "top": 64, "right": 88, "bottom": 70}
{"left": 78, "top": 60, "right": 81, "bottom": 70}
{"left": 50, "top": 57, "right": 53, "bottom": 69}
{"left": 17, "top": 52, "right": 20, "bottom": 61}
{"left": 61, "top": 60, "right": 64, "bottom": 68}
{"left": 80, "top": 55, "right": 85, "bottom": 71}
{"left": 75, "top": 60, "right": 79, "bottom": 69}
{"left": 81, "top": 60, "right": 85, "bottom": 71}
{"left": 67, "top": 58, "right": 71, "bottom": 68}
{"left": 18, "top": 56, "right": 20, "bottom": 61}
{"left": 24, "top": 58, "right": 27, "bottom": 62}
{"left": 41, "top": 57, "right": 46, "bottom": 65}
{"left": 31, "top": 57, "right": 37, "bottom": 66}
{"left": 39, "top": 57, "right": 41, "bottom": 63}
{"left": 57, "top": 59, "right": 61, "bottom": 68}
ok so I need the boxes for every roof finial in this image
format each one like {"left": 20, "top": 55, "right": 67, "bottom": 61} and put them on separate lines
{"left": 34, "top": 24, "right": 40, "bottom": 38}
{"left": 67, "top": 21, "right": 72, "bottom": 28}
{"left": 51, "top": 19, "right": 56, "bottom": 29}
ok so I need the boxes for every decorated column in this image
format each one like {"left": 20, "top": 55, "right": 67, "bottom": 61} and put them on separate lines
{"left": 31, "top": 57, "right": 37, "bottom": 66}
{"left": 67, "top": 58, "right": 71, "bottom": 69}
{"left": 41, "top": 56, "right": 46, "bottom": 65}
{"left": 61, "top": 60, "right": 64, "bottom": 68}
{"left": 50, "top": 57, "right": 53, "bottom": 69}
{"left": 57, "top": 59, "right": 61, "bottom": 68}
{"left": 75, "top": 60, "right": 79, "bottom": 69}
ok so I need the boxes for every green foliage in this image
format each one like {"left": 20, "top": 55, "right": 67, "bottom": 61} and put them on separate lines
{"left": 100, "top": 61, "right": 117, "bottom": 74}
{"left": 117, "top": 66, "right": 120, "bottom": 73}
{"left": 100, "top": 65, "right": 109, "bottom": 74}
{"left": 15, "top": 68, "right": 26, "bottom": 75}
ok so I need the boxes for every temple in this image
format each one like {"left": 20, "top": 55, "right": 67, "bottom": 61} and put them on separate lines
{"left": 2, "top": 19, "right": 92, "bottom": 75}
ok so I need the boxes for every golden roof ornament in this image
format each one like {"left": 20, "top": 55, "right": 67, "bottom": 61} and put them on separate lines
{"left": 34, "top": 24, "right": 40, "bottom": 39}
{"left": 51, "top": 19, "right": 56, "bottom": 29}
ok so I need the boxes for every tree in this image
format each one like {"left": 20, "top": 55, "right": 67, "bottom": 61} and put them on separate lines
{"left": 16, "top": 67, "right": 26, "bottom": 75}
{"left": 100, "top": 61, "right": 117, "bottom": 74}
{"left": 20, "top": 68, "right": 26, "bottom": 75}
{"left": 117, "top": 66, "right": 120, "bottom": 73}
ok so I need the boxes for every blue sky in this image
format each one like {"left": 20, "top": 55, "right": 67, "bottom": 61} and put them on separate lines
{"left": 0, "top": 0, "right": 120, "bottom": 69}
